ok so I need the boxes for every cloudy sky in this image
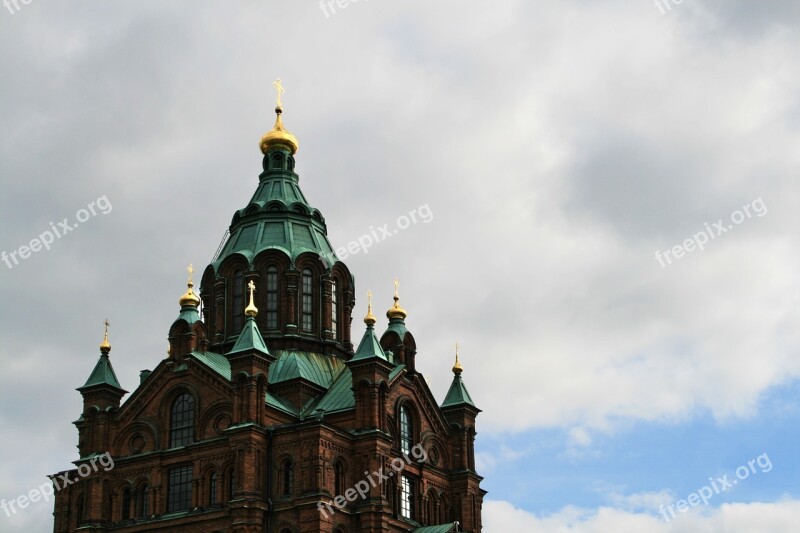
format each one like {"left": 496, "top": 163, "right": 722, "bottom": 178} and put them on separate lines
{"left": 1, "top": 1, "right": 799, "bottom": 531}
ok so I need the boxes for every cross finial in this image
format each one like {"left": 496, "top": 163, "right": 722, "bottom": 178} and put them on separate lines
{"left": 453, "top": 341, "right": 463, "bottom": 374}
{"left": 273, "top": 78, "right": 285, "bottom": 107}
{"left": 364, "top": 289, "right": 376, "bottom": 325}
{"left": 187, "top": 263, "right": 194, "bottom": 286}
{"left": 393, "top": 277, "right": 400, "bottom": 299}
{"left": 245, "top": 280, "right": 258, "bottom": 317}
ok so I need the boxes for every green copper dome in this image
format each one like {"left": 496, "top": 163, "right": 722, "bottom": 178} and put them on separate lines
{"left": 212, "top": 154, "right": 338, "bottom": 270}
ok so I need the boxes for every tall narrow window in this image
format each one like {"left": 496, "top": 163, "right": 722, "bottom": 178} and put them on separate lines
{"left": 400, "top": 475, "right": 414, "bottom": 519}
{"left": 400, "top": 405, "right": 413, "bottom": 455}
{"left": 266, "top": 266, "right": 279, "bottom": 330}
{"left": 170, "top": 393, "right": 195, "bottom": 448}
{"left": 227, "top": 468, "right": 236, "bottom": 501}
{"left": 138, "top": 485, "right": 150, "bottom": 518}
{"left": 121, "top": 488, "right": 131, "bottom": 520}
{"left": 330, "top": 280, "right": 338, "bottom": 340}
{"left": 208, "top": 472, "right": 218, "bottom": 505}
{"left": 76, "top": 494, "right": 85, "bottom": 525}
{"left": 334, "top": 460, "right": 345, "bottom": 497}
{"left": 281, "top": 459, "right": 293, "bottom": 495}
{"left": 167, "top": 465, "right": 193, "bottom": 513}
{"left": 232, "top": 270, "right": 244, "bottom": 332}
{"left": 302, "top": 268, "right": 313, "bottom": 332}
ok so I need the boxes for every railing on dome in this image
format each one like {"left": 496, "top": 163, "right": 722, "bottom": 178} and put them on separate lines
{"left": 211, "top": 229, "right": 230, "bottom": 263}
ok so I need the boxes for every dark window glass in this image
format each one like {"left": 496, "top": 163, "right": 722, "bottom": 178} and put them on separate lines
{"left": 121, "top": 488, "right": 131, "bottom": 520}
{"left": 335, "top": 460, "right": 345, "bottom": 496}
{"left": 302, "top": 269, "right": 313, "bottom": 332}
{"left": 282, "top": 459, "right": 293, "bottom": 495}
{"left": 232, "top": 270, "right": 245, "bottom": 332}
{"left": 76, "top": 495, "right": 85, "bottom": 525}
{"left": 228, "top": 469, "right": 236, "bottom": 501}
{"left": 400, "top": 406, "right": 412, "bottom": 455}
{"left": 167, "top": 465, "right": 193, "bottom": 513}
{"left": 170, "top": 393, "right": 195, "bottom": 448}
{"left": 138, "top": 485, "right": 150, "bottom": 518}
{"left": 266, "top": 266, "right": 279, "bottom": 330}
{"left": 209, "top": 472, "right": 217, "bottom": 505}
{"left": 331, "top": 280, "right": 338, "bottom": 340}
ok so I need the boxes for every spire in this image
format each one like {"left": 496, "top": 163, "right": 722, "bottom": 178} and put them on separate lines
{"left": 229, "top": 280, "right": 270, "bottom": 356}
{"left": 177, "top": 264, "right": 201, "bottom": 323}
{"left": 386, "top": 277, "right": 408, "bottom": 320}
{"left": 352, "top": 291, "right": 389, "bottom": 362}
{"left": 259, "top": 78, "right": 299, "bottom": 155}
{"left": 442, "top": 342, "right": 476, "bottom": 408}
{"left": 78, "top": 320, "right": 126, "bottom": 393}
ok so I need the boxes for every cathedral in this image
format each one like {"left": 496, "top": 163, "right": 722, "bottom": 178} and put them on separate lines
{"left": 51, "top": 82, "right": 484, "bottom": 532}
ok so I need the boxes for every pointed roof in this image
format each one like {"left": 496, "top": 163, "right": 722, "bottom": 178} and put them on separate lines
{"left": 78, "top": 353, "right": 125, "bottom": 392}
{"left": 441, "top": 373, "right": 476, "bottom": 408}
{"left": 228, "top": 316, "right": 270, "bottom": 356}
{"left": 351, "top": 323, "right": 388, "bottom": 362}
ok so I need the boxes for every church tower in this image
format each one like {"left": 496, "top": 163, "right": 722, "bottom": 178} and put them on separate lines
{"left": 51, "top": 81, "right": 484, "bottom": 533}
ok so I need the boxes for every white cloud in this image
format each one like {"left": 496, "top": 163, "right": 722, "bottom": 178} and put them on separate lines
{"left": 484, "top": 499, "right": 800, "bottom": 533}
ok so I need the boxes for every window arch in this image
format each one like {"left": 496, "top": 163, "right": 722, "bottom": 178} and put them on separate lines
{"left": 266, "top": 266, "right": 279, "bottom": 330}
{"left": 301, "top": 268, "right": 313, "bottom": 332}
{"left": 170, "top": 393, "right": 195, "bottom": 448}
{"left": 400, "top": 404, "right": 413, "bottom": 455}
{"left": 232, "top": 270, "right": 245, "bottom": 332}
{"left": 121, "top": 487, "right": 131, "bottom": 520}
{"left": 330, "top": 279, "right": 338, "bottom": 341}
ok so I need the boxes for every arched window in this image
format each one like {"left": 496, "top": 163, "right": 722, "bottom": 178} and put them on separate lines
{"left": 121, "top": 487, "right": 131, "bottom": 520}
{"left": 281, "top": 458, "right": 293, "bottom": 496}
{"left": 334, "top": 460, "right": 345, "bottom": 497}
{"left": 208, "top": 472, "right": 218, "bottom": 505}
{"left": 301, "top": 268, "right": 313, "bottom": 332}
{"left": 330, "top": 279, "right": 338, "bottom": 341}
{"left": 400, "top": 405, "right": 413, "bottom": 455}
{"left": 232, "top": 270, "right": 244, "bottom": 332}
{"left": 266, "top": 266, "right": 279, "bottom": 330}
{"left": 138, "top": 484, "right": 150, "bottom": 518}
{"left": 170, "top": 393, "right": 195, "bottom": 448}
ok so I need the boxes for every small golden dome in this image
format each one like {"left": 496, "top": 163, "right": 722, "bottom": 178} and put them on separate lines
{"left": 386, "top": 278, "right": 408, "bottom": 320}
{"left": 245, "top": 280, "right": 259, "bottom": 317}
{"left": 179, "top": 264, "right": 201, "bottom": 307}
{"left": 260, "top": 107, "right": 299, "bottom": 155}
{"left": 364, "top": 290, "right": 376, "bottom": 326}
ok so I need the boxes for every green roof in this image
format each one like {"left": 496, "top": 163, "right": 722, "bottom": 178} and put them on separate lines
{"left": 212, "top": 171, "right": 338, "bottom": 269}
{"left": 302, "top": 367, "right": 355, "bottom": 415}
{"left": 384, "top": 316, "right": 409, "bottom": 339}
{"left": 78, "top": 353, "right": 125, "bottom": 392}
{"left": 228, "top": 316, "right": 270, "bottom": 356}
{"left": 414, "top": 525, "right": 459, "bottom": 533}
{"left": 351, "top": 324, "right": 389, "bottom": 362}
{"left": 269, "top": 350, "right": 345, "bottom": 387}
{"left": 441, "top": 374, "right": 476, "bottom": 408}
{"left": 175, "top": 304, "right": 200, "bottom": 325}
{"left": 190, "top": 351, "right": 231, "bottom": 380}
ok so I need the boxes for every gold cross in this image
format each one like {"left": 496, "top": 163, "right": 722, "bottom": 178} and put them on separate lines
{"left": 187, "top": 263, "right": 194, "bottom": 285}
{"left": 273, "top": 78, "right": 285, "bottom": 107}
{"left": 393, "top": 277, "right": 400, "bottom": 298}
{"left": 455, "top": 341, "right": 460, "bottom": 356}
{"left": 104, "top": 319, "right": 110, "bottom": 338}
{"left": 248, "top": 279, "right": 256, "bottom": 299}
{"left": 367, "top": 289, "right": 373, "bottom": 313}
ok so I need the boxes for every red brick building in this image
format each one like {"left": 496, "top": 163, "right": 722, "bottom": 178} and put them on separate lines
{"left": 51, "top": 91, "right": 484, "bottom": 533}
